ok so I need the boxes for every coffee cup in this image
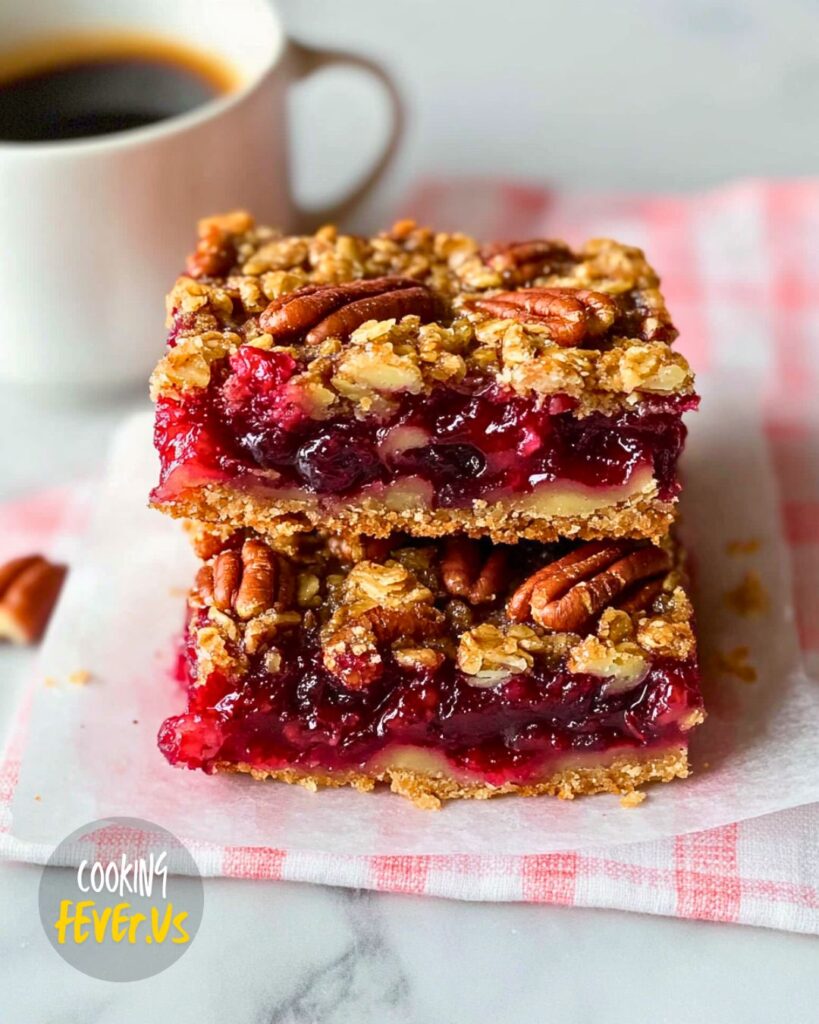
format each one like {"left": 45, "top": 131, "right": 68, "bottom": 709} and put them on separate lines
{"left": 0, "top": 0, "right": 403, "bottom": 392}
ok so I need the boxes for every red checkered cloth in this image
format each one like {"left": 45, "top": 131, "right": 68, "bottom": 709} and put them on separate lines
{"left": 2, "top": 180, "right": 819, "bottom": 933}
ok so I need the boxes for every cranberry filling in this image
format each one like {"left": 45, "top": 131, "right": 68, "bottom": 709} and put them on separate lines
{"left": 153, "top": 355, "right": 696, "bottom": 506}
{"left": 159, "top": 617, "right": 702, "bottom": 782}
{"left": 295, "top": 424, "right": 383, "bottom": 494}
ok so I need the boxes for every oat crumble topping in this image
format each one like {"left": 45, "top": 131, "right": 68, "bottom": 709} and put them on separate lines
{"left": 186, "top": 533, "right": 696, "bottom": 690}
{"left": 150, "top": 214, "right": 695, "bottom": 417}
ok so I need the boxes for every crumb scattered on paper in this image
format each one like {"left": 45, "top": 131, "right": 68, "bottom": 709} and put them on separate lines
{"left": 34, "top": 794, "right": 41, "bottom": 802}
{"left": 725, "top": 571, "right": 769, "bottom": 617}
{"left": 620, "top": 791, "right": 646, "bottom": 808}
{"left": 44, "top": 676, "right": 57, "bottom": 688}
{"left": 713, "top": 645, "right": 757, "bottom": 683}
{"left": 726, "top": 538, "right": 761, "bottom": 556}
{"left": 68, "top": 669, "right": 92, "bottom": 686}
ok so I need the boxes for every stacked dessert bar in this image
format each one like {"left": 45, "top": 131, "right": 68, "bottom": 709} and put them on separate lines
{"left": 150, "top": 213, "right": 704, "bottom": 807}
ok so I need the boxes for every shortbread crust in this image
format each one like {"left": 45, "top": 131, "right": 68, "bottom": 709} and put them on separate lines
{"left": 156, "top": 477, "right": 673, "bottom": 546}
{"left": 217, "top": 746, "right": 692, "bottom": 810}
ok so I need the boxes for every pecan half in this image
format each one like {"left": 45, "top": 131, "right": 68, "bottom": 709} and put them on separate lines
{"left": 259, "top": 276, "right": 442, "bottom": 344}
{"left": 507, "top": 542, "right": 628, "bottom": 621}
{"left": 213, "top": 549, "right": 243, "bottom": 611}
{"left": 199, "top": 540, "right": 287, "bottom": 620}
{"left": 616, "top": 577, "right": 666, "bottom": 616}
{"left": 472, "top": 287, "right": 617, "bottom": 346}
{"left": 0, "top": 554, "right": 67, "bottom": 645}
{"left": 234, "top": 540, "right": 277, "bottom": 619}
{"left": 481, "top": 240, "right": 574, "bottom": 285}
{"left": 508, "top": 542, "right": 671, "bottom": 632}
{"left": 440, "top": 538, "right": 507, "bottom": 605}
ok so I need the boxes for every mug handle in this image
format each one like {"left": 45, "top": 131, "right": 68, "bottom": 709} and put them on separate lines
{"left": 287, "top": 40, "right": 405, "bottom": 228}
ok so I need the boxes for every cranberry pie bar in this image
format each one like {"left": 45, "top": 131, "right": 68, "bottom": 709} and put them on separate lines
{"left": 150, "top": 215, "right": 697, "bottom": 545}
{"left": 159, "top": 532, "right": 704, "bottom": 807}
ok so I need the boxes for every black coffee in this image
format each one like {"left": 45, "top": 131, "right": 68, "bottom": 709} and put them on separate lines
{"left": 0, "top": 34, "right": 238, "bottom": 143}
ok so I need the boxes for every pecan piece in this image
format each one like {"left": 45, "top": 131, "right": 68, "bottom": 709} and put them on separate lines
{"left": 323, "top": 604, "right": 445, "bottom": 689}
{"left": 509, "top": 543, "right": 672, "bottom": 633}
{"left": 185, "top": 212, "right": 252, "bottom": 279}
{"left": 0, "top": 554, "right": 67, "bottom": 645}
{"left": 507, "top": 542, "right": 628, "bottom": 622}
{"left": 202, "top": 540, "right": 287, "bottom": 620}
{"left": 481, "top": 240, "right": 574, "bottom": 285}
{"left": 234, "top": 539, "right": 277, "bottom": 619}
{"left": 616, "top": 577, "right": 666, "bottom": 616}
{"left": 186, "top": 224, "right": 235, "bottom": 279}
{"left": 259, "top": 277, "right": 442, "bottom": 344}
{"left": 212, "top": 549, "right": 242, "bottom": 611}
{"left": 327, "top": 534, "right": 395, "bottom": 565}
{"left": 440, "top": 538, "right": 507, "bottom": 605}
{"left": 472, "top": 287, "right": 617, "bottom": 346}
{"left": 194, "top": 563, "right": 215, "bottom": 606}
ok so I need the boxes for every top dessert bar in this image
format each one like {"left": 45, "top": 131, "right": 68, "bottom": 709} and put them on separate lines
{"left": 150, "top": 214, "right": 698, "bottom": 544}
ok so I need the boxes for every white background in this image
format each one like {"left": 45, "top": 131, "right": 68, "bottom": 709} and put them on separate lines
{"left": 2, "top": 1, "right": 819, "bottom": 1019}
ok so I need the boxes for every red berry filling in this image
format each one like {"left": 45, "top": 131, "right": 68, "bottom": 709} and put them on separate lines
{"left": 153, "top": 364, "right": 696, "bottom": 506}
{"left": 159, "top": 614, "right": 702, "bottom": 783}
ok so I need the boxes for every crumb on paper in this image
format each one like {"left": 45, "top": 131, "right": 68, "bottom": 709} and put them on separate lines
{"left": 620, "top": 791, "right": 646, "bottom": 808}
{"left": 132, "top": 719, "right": 139, "bottom": 725}
{"left": 34, "top": 794, "right": 41, "bottom": 802}
{"left": 713, "top": 645, "right": 757, "bottom": 683}
{"left": 168, "top": 586, "right": 188, "bottom": 599}
{"left": 724, "top": 571, "right": 769, "bottom": 617}
{"left": 68, "top": 669, "right": 92, "bottom": 686}
{"left": 726, "top": 538, "right": 761, "bottom": 557}
{"left": 43, "top": 676, "right": 57, "bottom": 688}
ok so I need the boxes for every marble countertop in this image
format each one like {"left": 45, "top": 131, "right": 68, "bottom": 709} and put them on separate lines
{"left": 1, "top": 384, "right": 818, "bottom": 1021}
{"left": 6, "top": 0, "right": 819, "bottom": 994}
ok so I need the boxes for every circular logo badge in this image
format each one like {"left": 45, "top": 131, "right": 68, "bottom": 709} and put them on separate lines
{"left": 38, "top": 817, "right": 204, "bottom": 982}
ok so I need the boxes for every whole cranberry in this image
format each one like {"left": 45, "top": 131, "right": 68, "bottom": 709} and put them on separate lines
{"left": 391, "top": 443, "right": 485, "bottom": 483}
{"left": 296, "top": 426, "right": 382, "bottom": 493}
{"left": 240, "top": 426, "right": 302, "bottom": 468}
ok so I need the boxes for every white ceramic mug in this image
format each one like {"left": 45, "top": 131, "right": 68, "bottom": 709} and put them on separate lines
{"left": 0, "top": 0, "right": 403, "bottom": 392}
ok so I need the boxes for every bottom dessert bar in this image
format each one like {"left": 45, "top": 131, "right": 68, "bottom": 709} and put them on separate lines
{"left": 159, "top": 533, "right": 704, "bottom": 808}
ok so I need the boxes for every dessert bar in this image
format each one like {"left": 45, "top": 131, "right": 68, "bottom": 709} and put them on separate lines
{"left": 150, "top": 215, "right": 697, "bottom": 545}
{"left": 159, "top": 532, "right": 704, "bottom": 808}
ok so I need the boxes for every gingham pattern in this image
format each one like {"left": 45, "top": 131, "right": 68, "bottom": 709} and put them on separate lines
{"left": 2, "top": 180, "right": 818, "bottom": 933}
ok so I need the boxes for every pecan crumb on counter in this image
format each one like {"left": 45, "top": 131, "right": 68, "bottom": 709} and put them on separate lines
{"left": 713, "top": 645, "right": 757, "bottom": 684}
{"left": 724, "top": 571, "right": 770, "bottom": 618}
{"left": 0, "top": 554, "right": 67, "bottom": 645}
{"left": 726, "top": 538, "right": 761, "bottom": 557}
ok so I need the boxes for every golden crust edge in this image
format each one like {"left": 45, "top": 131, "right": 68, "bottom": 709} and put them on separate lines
{"left": 153, "top": 486, "right": 675, "bottom": 546}
{"left": 212, "top": 747, "right": 692, "bottom": 811}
